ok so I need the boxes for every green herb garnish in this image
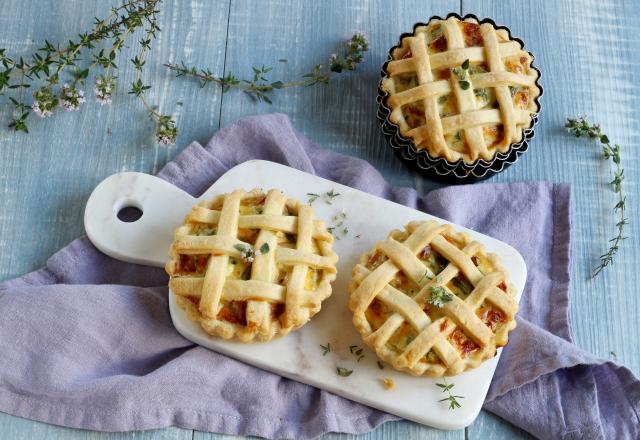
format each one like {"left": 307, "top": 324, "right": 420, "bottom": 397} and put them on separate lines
{"left": 233, "top": 243, "right": 255, "bottom": 262}
{"left": 436, "top": 378, "right": 464, "bottom": 410}
{"left": 307, "top": 193, "right": 320, "bottom": 204}
{"left": 320, "top": 343, "right": 331, "bottom": 356}
{"left": 452, "top": 59, "right": 471, "bottom": 91}
{"left": 566, "top": 116, "right": 628, "bottom": 277}
{"left": 259, "top": 242, "right": 270, "bottom": 255}
{"left": 198, "top": 227, "right": 216, "bottom": 236}
{"left": 336, "top": 367, "right": 353, "bottom": 377}
{"left": 428, "top": 286, "right": 453, "bottom": 308}
{"left": 324, "top": 189, "right": 341, "bottom": 204}
{"left": 474, "top": 88, "right": 489, "bottom": 102}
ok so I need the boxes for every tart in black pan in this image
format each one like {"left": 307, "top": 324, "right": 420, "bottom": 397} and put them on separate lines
{"left": 377, "top": 13, "right": 543, "bottom": 183}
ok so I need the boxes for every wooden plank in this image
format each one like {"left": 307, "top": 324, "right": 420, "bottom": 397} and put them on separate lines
{"left": 212, "top": 3, "right": 465, "bottom": 439}
{"left": 0, "top": 411, "right": 192, "bottom": 440}
{"left": 462, "top": 0, "right": 640, "bottom": 437}
{"left": 219, "top": 0, "right": 461, "bottom": 190}
{"left": 0, "top": 0, "right": 230, "bottom": 281}
{"left": 194, "top": 420, "right": 464, "bottom": 440}
{"left": 2, "top": 0, "right": 639, "bottom": 439}
{"left": 0, "top": 0, "right": 229, "bottom": 438}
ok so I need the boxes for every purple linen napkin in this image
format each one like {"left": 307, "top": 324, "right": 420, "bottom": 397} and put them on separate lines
{"left": 0, "top": 114, "right": 638, "bottom": 439}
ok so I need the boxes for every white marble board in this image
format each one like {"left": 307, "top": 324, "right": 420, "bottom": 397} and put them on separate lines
{"left": 84, "top": 160, "right": 526, "bottom": 430}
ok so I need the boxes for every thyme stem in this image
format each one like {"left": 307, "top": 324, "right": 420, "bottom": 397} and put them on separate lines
{"left": 164, "top": 32, "right": 368, "bottom": 104}
{"left": 436, "top": 378, "right": 463, "bottom": 410}
{"left": 565, "top": 116, "right": 628, "bottom": 277}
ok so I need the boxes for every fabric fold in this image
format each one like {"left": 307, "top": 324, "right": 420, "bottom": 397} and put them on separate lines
{"left": 0, "top": 113, "right": 637, "bottom": 440}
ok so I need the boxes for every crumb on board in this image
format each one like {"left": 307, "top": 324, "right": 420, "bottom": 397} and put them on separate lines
{"left": 382, "top": 377, "right": 396, "bottom": 390}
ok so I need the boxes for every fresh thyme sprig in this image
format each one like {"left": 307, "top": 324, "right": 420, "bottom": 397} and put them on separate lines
{"left": 565, "top": 116, "right": 628, "bottom": 277}
{"left": 436, "top": 378, "right": 464, "bottom": 410}
{"left": 320, "top": 343, "right": 331, "bottom": 356}
{"left": 164, "top": 33, "right": 368, "bottom": 104}
{"left": 0, "top": 1, "right": 175, "bottom": 145}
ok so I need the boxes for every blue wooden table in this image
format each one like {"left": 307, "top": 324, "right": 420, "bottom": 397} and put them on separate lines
{"left": 1, "top": 0, "right": 638, "bottom": 438}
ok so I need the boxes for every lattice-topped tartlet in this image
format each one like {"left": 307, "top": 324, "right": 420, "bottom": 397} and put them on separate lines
{"left": 348, "top": 220, "right": 518, "bottom": 377}
{"left": 381, "top": 15, "right": 540, "bottom": 166}
{"left": 166, "top": 189, "right": 338, "bottom": 342}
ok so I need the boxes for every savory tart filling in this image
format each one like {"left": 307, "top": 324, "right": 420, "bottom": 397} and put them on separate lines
{"left": 349, "top": 220, "right": 519, "bottom": 377}
{"left": 382, "top": 16, "right": 540, "bottom": 164}
{"left": 166, "top": 188, "right": 338, "bottom": 342}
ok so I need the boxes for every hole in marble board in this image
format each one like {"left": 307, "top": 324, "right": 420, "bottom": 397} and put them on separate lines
{"left": 117, "top": 206, "right": 143, "bottom": 223}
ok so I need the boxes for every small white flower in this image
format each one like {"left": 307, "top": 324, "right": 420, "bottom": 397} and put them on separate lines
{"left": 32, "top": 102, "right": 52, "bottom": 118}
{"left": 31, "top": 87, "right": 58, "bottom": 118}
{"left": 94, "top": 75, "right": 115, "bottom": 105}
{"left": 157, "top": 135, "right": 175, "bottom": 147}
{"left": 155, "top": 115, "right": 178, "bottom": 147}
{"left": 59, "top": 84, "right": 86, "bottom": 112}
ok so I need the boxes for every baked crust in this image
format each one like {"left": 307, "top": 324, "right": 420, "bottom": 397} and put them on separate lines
{"left": 166, "top": 188, "right": 338, "bottom": 342}
{"left": 348, "top": 220, "right": 518, "bottom": 377}
{"left": 381, "top": 16, "right": 540, "bottom": 164}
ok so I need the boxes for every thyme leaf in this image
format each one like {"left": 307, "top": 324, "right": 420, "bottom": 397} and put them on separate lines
{"left": 320, "top": 343, "right": 331, "bottom": 356}
{"left": 336, "top": 367, "right": 353, "bottom": 377}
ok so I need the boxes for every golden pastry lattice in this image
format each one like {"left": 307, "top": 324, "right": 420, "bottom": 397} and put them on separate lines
{"left": 166, "top": 188, "right": 338, "bottom": 342}
{"left": 382, "top": 16, "right": 540, "bottom": 164}
{"left": 349, "top": 220, "right": 518, "bottom": 377}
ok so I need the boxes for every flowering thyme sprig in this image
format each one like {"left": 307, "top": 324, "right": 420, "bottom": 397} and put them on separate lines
{"left": 59, "top": 84, "right": 86, "bottom": 111}
{"left": 164, "top": 33, "right": 368, "bottom": 104}
{"left": 428, "top": 286, "right": 453, "bottom": 308}
{"left": 128, "top": 6, "right": 179, "bottom": 146}
{"left": 233, "top": 242, "right": 269, "bottom": 263}
{"left": 565, "top": 116, "right": 628, "bottom": 277}
{"left": 0, "top": 0, "right": 172, "bottom": 145}
{"left": 234, "top": 244, "right": 256, "bottom": 263}
{"left": 31, "top": 87, "right": 58, "bottom": 118}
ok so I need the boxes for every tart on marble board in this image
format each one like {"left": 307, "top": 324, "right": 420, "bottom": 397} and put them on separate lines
{"left": 166, "top": 188, "right": 338, "bottom": 342}
{"left": 348, "top": 220, "right": 518, "bottom": 377}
